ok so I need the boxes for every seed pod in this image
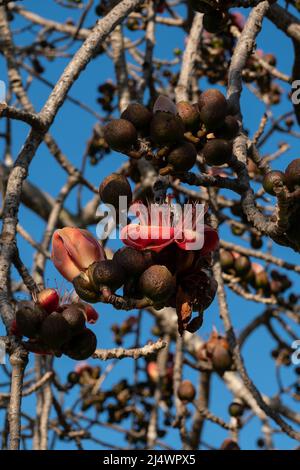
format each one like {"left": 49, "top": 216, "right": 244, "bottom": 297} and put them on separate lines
{"left": 285, "top": 159, "right": 300, "bottom": 190}
{"left": 203, "top": 11, "right": 228, "bottom": 34}
{"left": 203, "top": 139, "right": 232, "bottom": 166}
{"left": 36, "top": 288, "right": 59, "bottom": 314}
{"left": 220, "top": 249, "right": 234, "bottom": 272}
{"left": 16, "top": 301, "right": 45, "bottom": 338}
{"left": 99, "top": 173, "right": 132, "bottom": 210}
{"left": 104, "top": 119, "right": 137, "bottom": 152}
{"left": 228, "top": 401, "right": 244, "bottom": 417}
{"left": 113, "top": 247, "right": 152, "bottom": 275}
{"left": 139, "top": 265, "right": 175, "bottom": 303}
{"left": 61, "top": 304, "right": 86, "bottom": 334}
{"left": 177, "top": 380, "right": 196, "bottom": 402}
{"left": 40, "top": 311, "right": 71, "bottom": 350}
{"left": 121, "top": 103, "right": 152, "bottom": 132}
{"left": 189, "top": 0, "right": 214, "bottom": 14}
{"left": 150, "top": 111, "right": 184, "bottom": 147}
{"left": 166, "top": 142, "right": 197, "bottom": 172}
{"left": 176, "top": 101, "right": 201, "bottom": 132}
{"left": 198, "top": 89, "right": 228, "bottom": 130}
{"left": 215, "top": 115, "right": 239, "bottom": 140}
{"left": 234, "top": 255, "right": 251, "bottom": 277}
{"left": 73, "top": 273, "right": 100, "bottom": 303}
{"left": 262, "top": 170, "right": 286, "bottom": 195}
{"left": 63, "top": 328, "right": 97, "bottom": 360}
{"left": 88, "top": 260, "right": 126, "bottom": 291}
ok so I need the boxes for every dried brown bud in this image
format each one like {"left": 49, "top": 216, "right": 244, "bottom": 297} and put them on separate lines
{"left": 177, "top": 380, "right": 196, "bottom": 402}
{"left": 203, "top": 139, "right": 232, "bottom": 166}
{"left": 99, "top": 173, "right": 132, "bottom": 211}
{"left": 198, "top": 89, "right": 228, "bottom": 130}
{"left": 104, "top": 119, "right": 137, "bottom": 152}
{"left": 63, "top": 328, "right": 97, "bottom": 360}
{"left": 139, "top": 265, "right": 175, "bottom": 303}
{"left": 16, "top": 301, "right": 45, "bottom": 339}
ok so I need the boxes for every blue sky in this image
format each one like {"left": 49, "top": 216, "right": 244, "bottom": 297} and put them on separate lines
{"left": 0, "top": 0, "right": 300, "bottom": 450}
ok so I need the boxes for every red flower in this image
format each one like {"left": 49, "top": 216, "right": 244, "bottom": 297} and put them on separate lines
{"left": 120, "top": 202, "right": 219, "bottom": 255}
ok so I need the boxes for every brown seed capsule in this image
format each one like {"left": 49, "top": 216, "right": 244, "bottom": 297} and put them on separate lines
{"left": 40, "top": 311, "right": 71, "bottom": 350}
{"left": 121, "top": 103, "right": 152, "bottom": 132}
{"left": 176, "top": 101, "right": 201, "bottom": 132}
{"left": 177, "top": 380, "right": 196, "bottom": 402}
{"left": 61, "top": 305, "right": 86, "bottom": 335}
{"left": 198, "top": 89, "right": 228, "bottom": 130}
{"left": 203, "top": 11, "right": 228, "bottom": 34}
{"left": 88, "top": 259, "right": 126, "bottom": 291}
{"left": 99, "top": 173, "right": 132, "bottom": 210}
{"left": 262, "top": 170, "right": 286, "bottom": 195}
{"left": 228, "top": 401, "right": 244, "bottom": 417}
{"left": 104, "top": 119, "right": 138, "bottom": 152}
{"left": 215, "top": 115, "right": 239, "bottom": 140}
{"left": 63, "top": 328, "right": 97, "bottom": 360}
{"left": 234, "top": 255, "right": 251, "bottom": 277}
{"left": 139, "top": 265, "right": 175, "bottom": 303}
{"left": 73, "top": 273, "right": 100, "bottom": 303}
{"left": 113, "top": 247, "right": 152, "bottom": 276}
{"left": 166, "top": 142, "right": 197, "bottom": 172}
{"left": 16, "top": 301, "right": 45, "bottom": 339}
{"left": 285, "top": 159, "right": 300, "bottom": 190}
{"left": 150, "top": 111, "right": 184, "bottom": 147}
{"left": 203, "top": 139, "right": 232, "bottom": 166}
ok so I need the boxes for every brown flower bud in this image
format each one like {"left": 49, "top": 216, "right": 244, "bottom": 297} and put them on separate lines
{"left": 203, "top": 139, "right": 232, "bottom": 166}
{"left": 16, "top": 301, "right": 45, "bottom": 339}
{"left": 61, "top": 304, "right": 86, "bottom": 334}
{"left": 88, "top": 259, "right": 126, "bottom": 291}
{"left": 176, "top": 101, "right": 201, "bottom": 132}
{"left": 40, "top": 311, "right": 72, "bottom": 350}
{"left": 215, "top": 115, "right": 239, "bottom": 140}
{"left": 228, "top": 401, "right": 244, "bottom": 417}
{"left": 63, "top": 328, "right": 97, "bottom": 360}
{"left": 234, "top": 255, "right": 251, "bottom": 277}
{"left": 150, "top": 111, "right": 184, "bottom": 147}
{"left": 285, "top": 159, "right": 300, "bottom": 190}
{"left": 166, "top": 142, "right": 197, "bottom": 172}
{"left": 121, "top": 103, "right": 152, "bottom": 132}
{"left": 177, "top": 380, "right": 196, "bottom": 402}
{"left": 99, "top": 173, "right": 132, "bottom": 210}
{"left": 198, "top": 89, "right": 228, "bottom": 130}
{"left": 73, "top": 273, "right": 100, "bottom": 303}
{"left": 104, "top": 119, "right": 137, "bottom": 152}
{"left": 139, "top": 265, "right": 175, "bottom": 303}
{"left": 220, "top": 439, "right": 240, "bottom": 450}
{"left": 113, "top": 247, "right": 152, "bottom": 276}
{"left": 262, "top": 170, "right": 286, "bottom": 195}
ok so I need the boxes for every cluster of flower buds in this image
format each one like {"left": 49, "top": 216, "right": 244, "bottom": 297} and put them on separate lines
{"left": 197, "top": 331, "right": 233, "bottom": 373}
{"left": 103, "top": 91, "right": 239, "bottom": 173}
{"left": 67, "top": 363, "right": 101, "bottom": 386}
{"left": 220, "top": 250, "right": 293, "bottom": 298}
{"left": 13, "top": 287, "right": 98, "bottom": 360}
{"left": 262, "top": 159, "right": 300, "bottom": 248}
{"left": 111, "top": 316, "right": 137, "bottom": 346}
{"left": 191, "top": 12, "right": 281, "bottom": 106}
{"left": 51, "top": 195, "right": 219, "bottom": 334}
